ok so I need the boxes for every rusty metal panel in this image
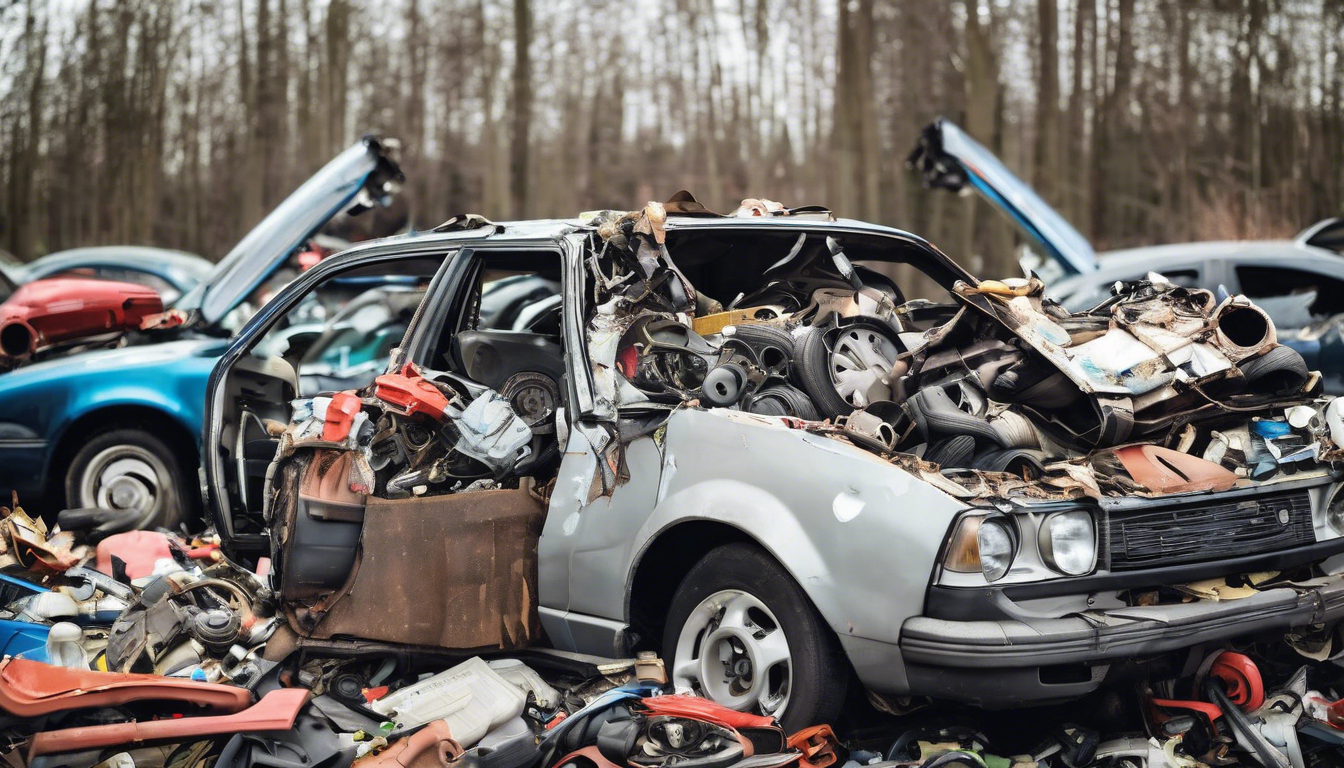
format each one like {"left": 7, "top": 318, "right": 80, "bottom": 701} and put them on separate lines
{"left": 307, "top": 488, "right": 544, "bottom": 650}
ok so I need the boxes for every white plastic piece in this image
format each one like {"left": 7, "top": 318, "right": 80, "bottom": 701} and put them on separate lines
{"left": 20, "top": 591, "right": 78, "bottom": 621}
{"left": 371, "top": 656, "right": 526, "bottom": 744}
{"left": 453, "top": 391, "right": 533, "bottom": 473}
{"left": 46, "top": 622, "right": 89, "bottom": 668}
{"left": 487, "top": 658, "right": 561, "bottom": 710}
{"left": 1325, "top": 399, "right": 1344, "bottom": 449}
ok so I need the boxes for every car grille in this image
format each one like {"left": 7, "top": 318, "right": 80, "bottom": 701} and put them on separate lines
{"left": 1106, "top": 489, "right": 1315, "bottom": 571}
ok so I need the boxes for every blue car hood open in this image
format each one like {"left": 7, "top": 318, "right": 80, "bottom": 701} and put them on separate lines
{"left": 909, "top": 119, "right": 1098, "bottom": 276}
{"left": 175, "top": 137, "right": 403, "bottom": 327}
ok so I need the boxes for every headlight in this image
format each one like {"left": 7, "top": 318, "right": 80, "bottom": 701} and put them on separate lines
{"left": 1327, "top": 486, "right": 1344, "bottom": 536}
{"left": 943, "top": 514, "right": 1017, "bottom": 582}
{"left": 1039, "top": 510, "right": 1096, "bottom": 576}
{"left": 977, "top": 519, "right": 1015, "bottom": 581}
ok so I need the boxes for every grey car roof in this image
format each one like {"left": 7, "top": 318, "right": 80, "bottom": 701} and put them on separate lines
{"left": 22, "top": 246, "right": 212, "bottom": 287}
{"left": 1049, "top": 238, "right": 1343, "bottom": 300}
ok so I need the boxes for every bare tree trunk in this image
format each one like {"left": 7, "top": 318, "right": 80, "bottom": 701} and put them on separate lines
{"left": 1034, "top": 0, "right": 1061, "bottom": 205}
{"left": 510, "top": 0, "right": 532, "bottom": 218}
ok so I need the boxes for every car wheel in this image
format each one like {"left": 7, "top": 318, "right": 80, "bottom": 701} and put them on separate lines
{"left": 65, "top": 428, "right": 190, "bottom": 530}
{"left": 662, "top": 542, "right": 848, "bottom": 731}
{"left": 794, "top": 318, "right": 902, "bottom": 418}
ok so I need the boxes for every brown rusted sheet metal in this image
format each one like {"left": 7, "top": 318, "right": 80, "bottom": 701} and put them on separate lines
{"left": 306, "top": 487, "right": 544, "bottom": 650}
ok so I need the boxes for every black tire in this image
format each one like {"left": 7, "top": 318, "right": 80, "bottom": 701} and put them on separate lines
{"left": 1238, "top": 344, "right": 1309, "bottom": 395}
{"left": 793, "top": 319, "right": 902, "bottom": 419}
{"left": 725, "top": 324, "right": 796, "bottom": 375}
{"left": 661, "top": 542, "right": 849, "bottom": 732}
{"left": 747, "top": 384, "right": 821, "bottom": 420}
{"left": 64, "top": 428, "right": 193, "bottom": 530}
{"left": 924, "top": 435, "right": 976, "bottom": 468}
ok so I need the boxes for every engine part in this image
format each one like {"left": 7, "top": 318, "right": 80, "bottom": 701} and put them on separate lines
{"left": 500, "top": 372, "right": 560, "bottom": 434}
{"left": 1214, "top": 299, "right": 1277, "bottom": 361}
{"left": 191, "top": 608, "right": 242, "bottom": 655}
{"left": 702, "top": 362, "right": 748, "bottom": 406}
{"left": 842, "top": 409, "right": 897, "bottom": 452}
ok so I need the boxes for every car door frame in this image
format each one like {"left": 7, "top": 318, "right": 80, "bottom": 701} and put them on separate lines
{"left": 204, "top": 238, "right": 466, "bottom": 554}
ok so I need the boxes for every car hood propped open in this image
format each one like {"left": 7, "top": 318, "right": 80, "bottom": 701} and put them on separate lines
{"left": 908, "top": 119, "right": 1098, "bottom": 277}
{"left": 175, "top": 136, "right": 404, "bottom": 328}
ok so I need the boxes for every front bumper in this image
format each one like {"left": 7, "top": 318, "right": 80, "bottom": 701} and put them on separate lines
{"left": 899, "top": 572, "right": 1344, "bottom": 706}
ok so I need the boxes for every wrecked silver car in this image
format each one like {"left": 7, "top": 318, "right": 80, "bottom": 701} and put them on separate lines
{"left": 200, "top": 194, "right": 1344, "bottom": 733}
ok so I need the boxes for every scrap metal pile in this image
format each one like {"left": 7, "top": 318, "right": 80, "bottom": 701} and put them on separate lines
{"left": 5, "top": 197, "right": 1344, "bottom": 767}
{"left": 8, "top": 502, "right": 1344, "bottom": 768}
{"left": 577, "top": 201, "right": 1336, "bottom": 504}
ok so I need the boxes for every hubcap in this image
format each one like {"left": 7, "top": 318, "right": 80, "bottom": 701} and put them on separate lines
{"left": 672, "top": 589, "right": 792, "bottom": 717}
{"left": 828, "top": 325, "right": 900, "bottom": 408}
{"left": 78, "top": 445, "right": 169, "bottom": 526}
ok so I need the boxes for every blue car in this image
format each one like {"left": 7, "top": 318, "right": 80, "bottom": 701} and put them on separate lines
{"left": 0, "top": 138, "right": 404, "bottom": 529}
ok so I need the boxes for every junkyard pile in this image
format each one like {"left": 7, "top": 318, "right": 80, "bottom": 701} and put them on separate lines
{"left": 8, "top": 196, "right": 1344, "bottom": 767}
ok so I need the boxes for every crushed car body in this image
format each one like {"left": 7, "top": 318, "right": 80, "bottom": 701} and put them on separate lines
{"left": 5, "top": 193, "right": 1344, "bottom": 766}
{"left": 186, "top": 190, "right": 1344, "bottom": 730}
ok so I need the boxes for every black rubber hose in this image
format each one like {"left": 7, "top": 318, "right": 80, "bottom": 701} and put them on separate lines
{"left": 906, "top": 388, "right": 1008, "bottom": 448}
{"left": 1205, "top": 679, "right": 1289, "bottom": 768}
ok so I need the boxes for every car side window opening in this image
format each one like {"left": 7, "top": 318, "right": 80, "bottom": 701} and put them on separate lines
{"left": 247, "top": 257, "right": 442, "bottom": 397}
{"left": 1235, "top": 265, "right": 1344, "bottom": 330}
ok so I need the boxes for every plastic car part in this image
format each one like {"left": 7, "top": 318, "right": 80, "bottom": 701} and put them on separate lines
{"left": 1207, "top": 651, "right": 1265, "bottom": 711}
{"left": 452, "top": 390, "right": 534, "bottom": 476}
{"left": 702, "top": 362, "right": 749, "bottom": 406}
{"left": 468, "top": 716, "right": 540, "bottom": 768}
{"left": 217, "top": 712, "right": 354, "bottom": 768}
{"left": 56, "top": 507, "right": 142, "bottom": 543}
{"left": 842, "top": 409, "right": 897, "bottom": 452}
{"left": 628, "top": 716, "right": 748, "bottom": 768}
{"left": 1113, "top": 444, "right": 1238, "bottom": 494}
{"left": 93, "top": 530, "right": 175, "bottom": 580}
{"left": 0, "top": 656, "right": 251, "bottom": 718}
{"left": 0, "top": 277, "right": 164, "bottom": 362}
{"left": 787, "top": 725, "right": 840, "bottom": 768}
{"left": 323, "top": 391, "right": 363, "bottom": 442}
{"left": 28, "top": 687, "right": 308, "bottom": 757}
{"left": 355, "top": 721, "right": 463, "bottom": 768}
{"left": 371, "top": 657, "right": 527, "bottom": 743}
{"left": 375, "top": 365, "right": 452, "bottom": 420}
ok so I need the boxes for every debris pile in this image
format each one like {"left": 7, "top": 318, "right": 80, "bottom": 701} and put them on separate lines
{"left": 5, "top": 195, "right": 1344, "bottom": 767}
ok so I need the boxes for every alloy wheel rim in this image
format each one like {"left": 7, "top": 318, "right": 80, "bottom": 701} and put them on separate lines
{"left": 78, "top": 445, "right": 168, "bottom": 527}
{"left": 827, "top": 325, "right": 899, "bottom": 407}
{"left": 671, "top": 589, "right": 792, "bottom": 718}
